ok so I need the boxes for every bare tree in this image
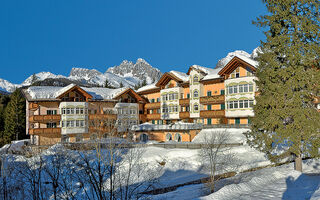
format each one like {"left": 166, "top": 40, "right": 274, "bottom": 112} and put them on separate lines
{"left": 199, "top": 130, "right": 238, "bottom": 193}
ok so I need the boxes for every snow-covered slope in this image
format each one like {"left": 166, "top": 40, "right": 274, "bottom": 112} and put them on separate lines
{"left": 0, "top": 58, "right": 162, "bottom": 92}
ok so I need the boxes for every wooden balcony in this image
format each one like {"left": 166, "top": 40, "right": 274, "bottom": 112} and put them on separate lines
{"left": 179, "top": 98, "right": 190, "bottom": 105}
{"left": 29, "top": 128, "right": 61, "bottom": 135}
{"left": 139, "top": 114, "right": 147, "bottom": 122}
{"left": 179, "top": 112, "right": 190, "bottom": 119}
{"left": 29, "top": 103, "right": 39, "bottom": 110}
{"left": 29, "top": 115, "right": 61, "bottom": 122}
{"left": 88, "top": 114, "right": 117, "bottom": 120}
{"left": 146, "top": 113, "right": 161, "bottom": 120}
{"left": 145, "top": 102, "right": 160, "bottom": 109}
{"left": 200, "top": 95, "right": 225, "bottom": 104}
{"left": 200, "top": 110, "right": 225, "bottom": 118}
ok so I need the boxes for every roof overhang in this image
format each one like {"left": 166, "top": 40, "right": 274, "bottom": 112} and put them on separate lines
{"left": 155, "top": 72, "right": 184, "bottom": 87}
{"left": 218, "top": 56, "right": 257, "bottom": 76}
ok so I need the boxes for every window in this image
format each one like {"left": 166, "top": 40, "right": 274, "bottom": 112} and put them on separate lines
{"left": 229, "top": 101, "right": 234, "bottom": 109}
{"left": 194, "top": 104, "right": 199, "bottom": 111}
{"left": 70, "top": 108, "right": 74, "bottom": 115}
{"left": 228, "top": 86, "right": 233, "bottom": 94}
{"left": 234, "top": 101, "right": 239, "bottom": 109}
{"left": 249, "top": 100, "right": 254, "bottom": 108}
{"left": 187, "top": 93, "right": 190, "bottom": 99}
{"left": 181, "top": 93, "right": 184, "bottom": 99}
{"left": 152, "top": 120, "right": 155, "bottom": 124}
{"left": 221, "top": 103, "right": 225, "bottom": 110}
{"left": 47, "top": 110, "right": 57, "bottom": 115}
{"left": 207, "top": 91, "right": 212, "bottom": 96}
{"left": 61, "top": 135, "right": 69, "bottom": 143}
{"left": 244, "top": 100, "right": 249, "bottom": 108}
{"left": 194, "top": 90, "right": 199, "bottom": 98}
{"left": 247, "top": 67, "right": 253, "bottom": 76}
{"left": 173, "top": 105, "right": 178, "bottom": 112}
{"left": 239, "top": 85, "right": 244, "bottom": 93}
{"left": 61, "top": 121, "right": 65, "bottom": 127}
{"left": 174, "top": 133, "right": 182, "bottom": 142}
{"left": 166, "top": 133, "right": 172, "bottom": 141}
{"left": 66, "top": 108, "right": 71, "bottom": 115}
{"left": 207, "top": 118, "right": 212, "bottom": 125}
{"left": 157, "top": 98, "right": 160, "bottom": 102}
{"left": 249, "top": 84, "right": 253, "bottom": 92}
{"left": 233, "top": 85, "right": 238, "bottom": 93}
{"left": 207, "top": 105, "right": 212, "bottom": 110}
{"left": 239, "top": 100, "right": 244, "bottom": 108}
{"left": 220, "top": 89, "right": 225, "bottom": 95}
{"left": 140, "top": 133, "right": 148, "bottom": 142}
{"left": 243, "top": 84, "right": 248, "bottom": 93}
{"left": 193, "top": 75, "right": 199, "bottom": 83}
{"left": 151, "top": 99, "right": 155, "bottom": 103}
{"left": 46, "top": 122, "right": 57, "bottom": 128}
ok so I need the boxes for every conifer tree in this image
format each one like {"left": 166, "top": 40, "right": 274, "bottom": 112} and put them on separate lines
{"left": 245, "top": 0, "right": 320, "bottom": 172}
{"left": 104, "top": 79, "right": 109, "bottom": 88}
{"left": 119, "top": 82, "right": 124, "bottom": 88}
{"left": 3, "top": 89, "right": 26, "bottom": 143}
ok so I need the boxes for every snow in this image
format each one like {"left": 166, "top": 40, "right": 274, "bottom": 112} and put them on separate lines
{"left": 170, "top": 71, "right": 189, "bottom": 82}
{"left": 202, "top": 68, "right": 223, "bottom": 81}
{"left": 191, "top": 65, "right": 217, "bottom": 75}
{"left": 136, "top": 83, "right": 158, "bottom": 92}
{"left": 192, "top": 128, "right": 250, "bottom": 144}
{"left": 131, "top": 122, "right": 203, "bottom": 131}
{"left": 215, "top": 49, "right": 259, "bottom": 69}
{"left": 0, "top": 139, "right": 30, "bottom": 154}
{"left": 25, "top": 84, "right": 128, "bottom": 100}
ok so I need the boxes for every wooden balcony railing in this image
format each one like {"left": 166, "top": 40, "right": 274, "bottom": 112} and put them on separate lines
{"left": 88, "top": 114, "right": 117, "bottom": 120}
{"left": 29, "top": 128, "right": 61, "bottom": 135}
{"left": 29, "top": 103, "right": 39, "bottom": 110}
{"left": 146, "top": 113, "right": 161, "bottom": 120}
{"left": 179, "top": 112, "right": 190, "bottom": 119}
{"left": 145, "top": 102, "right": 160, "bottom": 109}
{"left": 200, "top": 110, "right": 225, "bottom": 118}
{"left": 200, "top": 95, "right": 225, "bottom": 104}
{"left": 179, "top": 98, "right": 190, "bottom": 105}
{"left": 29, "top": 115, "right": 61, "bottom": 122}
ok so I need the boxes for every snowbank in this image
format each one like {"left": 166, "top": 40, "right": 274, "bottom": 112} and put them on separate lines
{"left": 192, "top": 128, "right": 250, "bottom": 144}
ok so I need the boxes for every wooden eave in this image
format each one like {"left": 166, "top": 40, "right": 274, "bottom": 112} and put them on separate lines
{"left": 113, "top": 88, "right": 146, "bottom": 103}
{"left": 218, "top": 56, "right": 257, "bottom": 76}
{"left": 155, "top": 72, "right": 183, "bottom": 87}
{"left": 137, "top": 87, "right": 161, "bottom": 95}
{"left": 56, "top": 85, "right": 93, "bottom": 100}
{"left": 200, "top": 77, "right": 224, "bottom": 85}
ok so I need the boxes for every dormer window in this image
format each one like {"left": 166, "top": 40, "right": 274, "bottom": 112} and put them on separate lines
{"left": 193, "top": 75, "right": 199, "bottom": 83}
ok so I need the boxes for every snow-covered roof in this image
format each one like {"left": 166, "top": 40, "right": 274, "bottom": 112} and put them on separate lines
{"left": 170, "top": 71, "right": 189, "bottom": 82}
{"left": 202, "top": 68, "right": 222, "bottom": 81}
{"left": 136, "top": 83, "right": 159, "bottom": 93}
{"left": 131, "top": 122, "right": 203, "bottom": 131}
{"left": 191, "top": 65, "right": 217, "bottom": 75}
{"left": 236, "top": 55, "right": 259, "bottom": 68}
{"left": 25, "top": 84, "right": 127, "bottom": 100}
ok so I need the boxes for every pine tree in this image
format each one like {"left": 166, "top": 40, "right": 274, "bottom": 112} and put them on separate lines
{"left": 245, "top": 0, "right": 320, "bottom": 172}
{"left": 141, "top": 79, "right": 147, "bottom": 87}
{"left": 119, "top": 82, "right": 124, "bottom": 88}
{"left": 3, "top": 89, "right": 26, "bottom": 143}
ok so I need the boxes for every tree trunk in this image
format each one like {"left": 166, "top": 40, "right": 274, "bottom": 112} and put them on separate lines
{"left": 294, "top": 154, "right": 302, "bottom": 172}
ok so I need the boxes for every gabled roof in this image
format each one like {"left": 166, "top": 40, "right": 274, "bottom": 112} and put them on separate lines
{"left": 187, "top": 65, "right": 216, "bottom": 75}
{"left": 113, "top": 88, "right": 146, "bottom": 103}
{"left": 218, "top": 56, "right": 257, "bottom": 76}
{"left": 155, "top": 72, "right": 186, "bottom": 87}
{"left": 55, "top": 84, "right": 93, "bottom": 100}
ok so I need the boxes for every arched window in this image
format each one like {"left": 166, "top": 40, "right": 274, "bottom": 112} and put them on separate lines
{"left": 193, "top": 75, "right": 199, "bottom": 83}
{"left": 140, "top": 133, "right": 149, "bottom": 142}
{"left": 194, "top": 104, "right": 199, "bottom": 111}
{"left": 166, "top": 133, "right": 172, "bottom": 141}
{"left": 174, "top": 133, "right": 182, "bottom": 142}
{"left": 194, "top": 90, "right": 199, "bottom": 98}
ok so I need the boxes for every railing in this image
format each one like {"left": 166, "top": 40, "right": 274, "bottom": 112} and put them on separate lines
{"left": 179, "top": 112, "right": 190, "bottom": 119}
{"left": 145, "top": 102, "right": 160, "bottom": 109}
{"left": 200, "top": 110, "right": 225, "bottom": 118}
{"left": 200, "top": 95, "right": 225, "bottom": 104}
{"left": 29, "top": 103, "right": 39, "bottom": 110}
{"left": 203, "top": 124, "right": 250, "bottom": 129}
{"left": 29, "top": 128, "right": 61, "bottom": 134}
{"left": 146, "top": 113, "right": 161, "bottom": 120}
{"left": 88, "top": 114, "right": 117, "bottom": 120}
{"left": 29, "top": 115, "right": 61, "bottom": 122}
{"left": 179, "top": 98, "right": 190, "bottom": 105}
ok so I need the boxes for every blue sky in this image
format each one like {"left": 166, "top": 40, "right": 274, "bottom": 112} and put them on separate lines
{"left": 0, "top": 0, "right": 267, "bottom": 84}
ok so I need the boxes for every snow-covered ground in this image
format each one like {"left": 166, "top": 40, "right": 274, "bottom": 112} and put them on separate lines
{"left": 153, "top": 159, "right": 320, "bottom": 200}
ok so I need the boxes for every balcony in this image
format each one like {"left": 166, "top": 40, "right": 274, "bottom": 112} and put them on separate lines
{"left": 88, "top": 114, "right": 117, "bottom": 120}
{"left": 179, "top": 98, "right": 190, "bottom": 105}
{"left": 29, "top": 115, "right": 61, "bottom": 122}
{"left": 200, "top": 110, "right": 225, "bottom": 118}
{"left": 145, "top": 102, "right": 160, "bottom": 109}
{"left": 146, "top": 113, "right": 161, "bottom": 120}
{"left": 200, "top": 95, "right": 225, "bottom": 104}
{"left": 29, "top": 103, "right": 39, "bottom": 110}
{"left": 29, "top": 128, "right": 61, "bottom": 135}
{"left": 179, "top": 112, "right": 190, "bottom": 119}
